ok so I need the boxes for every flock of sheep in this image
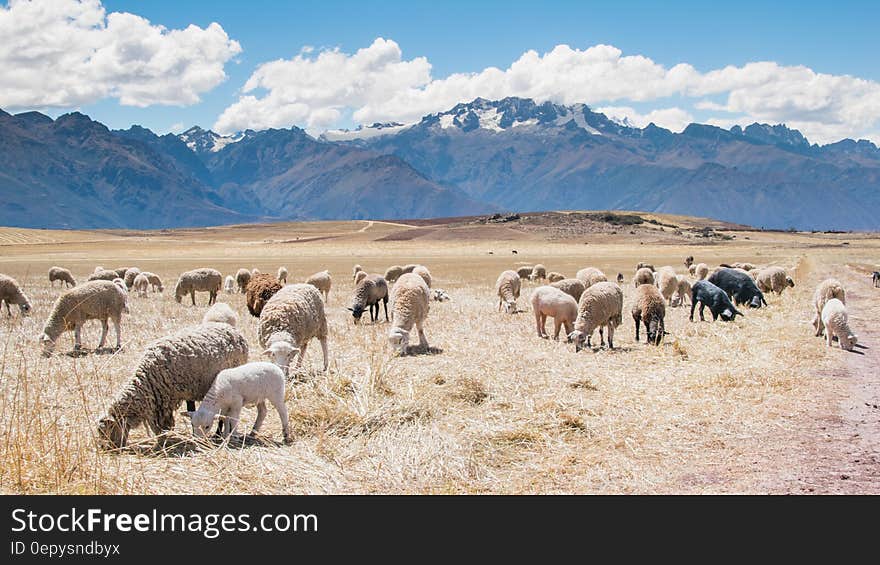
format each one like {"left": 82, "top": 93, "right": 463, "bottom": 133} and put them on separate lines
{"left": 0, "top": 255, "right": 864, "bottom": 453}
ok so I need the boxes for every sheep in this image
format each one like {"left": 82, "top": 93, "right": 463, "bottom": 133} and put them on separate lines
{"left": 251, "top": 268, "right": 261, "bottom": 276}
{"left": 132, "top": 273, "right": 150, "bottom": 297}
{"left": 821, "top": 299, "right": 858, "bottom": 351}
{"left": 529, "top": 264, "right": 547, "bottom": 281}
{"left": 547, "top": 271, "right": 565, "bottom": 283}
{"left": 432, "top": 288, "right": 450, "bottom": 302}
{"left": 123, "top": 267, "right": 141, "bottom": 290}
{"left": 349, "top": 274, "right": 389, "bottom": 323}
{"left": 873, "top": 271, "right": 880, "bottom": 288}
{"left": 48, "top": 266, "right": 76, "bottom": 288}
{"left": 96, "top": 322, "right": 249, "bottom": 449}
{"left": 387, "top": 273, "right": 430, "bottom": 354}
{"left": 634, "top": 267, "right": 655, "bottom": 287}
{"left": 616, "top": 273, "right": 624, "bottom": 284}
{"left": 688, "top": 264, "right": 697, "bottom": 277}
{"left": 812, "top": 279, "right": 846, "bottom": 337}
{"left": 516, "top": 266, "right": 534, "bottom": 279}
{"left": 655, "top": 267, "right": 678, "bottom": 305}
{"left": 202, "top": 302, "right": 238, "bottom": 327}
{"left": 568, "top": 282, "right": 623, "bottom": 352}
{"left": 114, "top": 267, "right": 131, "bottom": 279}
{"left": 551, "top": 278, "right": 586, "bottom": 303}
{"left": 384, "top": 265, "right": 404, "bottom": 283}
{"left": 40, "top": 280, "right": 128, "bottom": 355}
{"left": 174, "top": 268, "right": 222, "bottom": 306}
{"left": 235, "top": 268, "right": 252, "bottom": 294}
{"left": 576, "top": 267, "right": 607, "bottom": 288}
{"left": 112, "top": 278, "right": 127, "bottom": 293}
{"left": 636, "top": 262, "right": 655, "bottom": 272}
{"left": 245, "top": 274, "right": 283, "bottom": 317}
{"left": 224, "top": 275, "right": 235, "bottom": 294}
{"left": 88, "top": 269, "right": 118, "bottom": 282}
{"left": 674, "top": 275, "right": 692, "bottom": 307}
{"left": 755, "top": 267, "right": 795, "bottom": 295}
{"left": 694, "top": 263, "right": 709, "bottom": 280}
{"left": 277, "top": 266, "right": 288, "bottom": 284}
{"left": 355, "top": 270, "right": 368, "bottom": 285}
{"left": 632, "top": 283, "right": 666, "bottom": 345}
{"left": 0, "top": 274, "right": 32, "bottom": 317}
{"left": 402, "top": 264, "right": 419, "bottom": 274}
{"left": 412, "top": 265, "right": 432, "bottom": 288}
{"left": 145, "top": 272, "right": 163, "bottom": 292}
{"left": 306, "top": 270, "right": 332, "bottom": 301}
{"left": 495, "top": 270, "right": 521, "bottom": 314}
{"left": 708, "top": 268, "right": 767, "bottom": 308}
{"left": 259, "top": 284, "right": 329, "bottom": 373}
{"left": 94, "top": 266, "right": 104, "bottom": 274}
{"left": 684, "top": 256, "right": 694, "bottom": 268}
{"left": 689, "top": 280, "right": 743, "bottom": 322}
{"left": 184, "top": 362, "right": 291, "bottom": 444}
{"left": 531, "top": 286, "right": 578, "bottom": 340}
{"left": 734, "top": 262, "right": 756, "bottom": 271}
{"left": 353, "top": 264, "right": 364, "bottom": 280}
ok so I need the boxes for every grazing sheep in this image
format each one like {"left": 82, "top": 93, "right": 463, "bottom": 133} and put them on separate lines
{"left": 694, "top": 263, "right": 709, "bottom": 280}
{"left": 402, "top": 264, "right": 419, "bottom": 274}
{"left": 873, "top": 271, "right": 880, "bottom": 288}
{"left": 89, "top": 269, "right": 119, "bottom": 282}
{"left": 174, "top": 268, "right": 222, "bottom": 306}
{"left": 224, "top": 275, "right": 235, "bottom": 294}
{"left": 235, "top": 268, "right": 252, "bottom": 294}
{"left": 277, "top": 266, "right": 288, "bottom": 284}
{"left": 616, "top": 273, "right": 624, "bottom": 284}
{"left": 40, "top": 280, "right": 128, "bottom": 354}
{"left": 636, "top": 262, "right": 655, "bottom": 272}
{"left": 821, "top": 299, "right": 858, "bottom": 351}
{"left": 812, "top": 279, "right": 846, "bottom": 337}
{"left": 0, "top": 274, "right": 32, "bottom": 317}
{"left": 202, "top": 302, "right": 238, "bottom": 327}
{"left": 684, "top": 256, "right": 694, "bottom": 268}
{"left": 632, "top": 284, "right": 666, "bottom": 345}
{"left": 674, "top": 275, "right": 692, "bottom": 307}
{"left": 384, "top": 265, "right": 404, "bottom": 283}
{"left": 755, "top": 267, "right": 795, "bottom": 295}
{"left": 412, "top": 265, "right": 432, "bottom": 288}
{"left": 388, "top": 273, "right": 431, "bottom": 354}
{"left": 634, "top": 267, "right": 655, "bottom": 287}
{"left": 123, "top": 267, "right": 141, "bottom": 290}
{"left": 184, "top": 362, "right": 291, "bottom": 444}
{"left": 568, "top": 282, "right": 623, "bottom": 352}
{"left": 432, "top": 289, "right": 450, "bottom": 302}
{"left": 355, "top": 270, "right": 368, "bottom": 285}
{"left": 306, "top": 270, "right": 332, "bottom": 301}
{"left": 259, "top": 284, "right": 329, "bottom": 373}
{"left": 529, "top": 264, "right": 547, "bottom": 281}
{"left": 132, "top": 273, "right": 150, "bottom": 297}
{"left": 516, "top": 266, "right": 533, "bottom": 279}
{"left": 708, "top": 268, "right": 767, "bottom": 308}
{"left": 114, "top": 268, "right": 131, "bottom": 279}
{"left": 689, "top": 280, "right": 742, "bottom": 322}
{"left": 48, "top": 266, "right": 76, "bottom": 288}
{"left": 349, "top": 274, "right": 389, "bottom": 323}
{"left": 495, "top": 270, "right": 522, "bottom": 314}
{"left": 576, "top": 267, "right": 607, "bottom": 288}
{"left": 551, "top": 278, "right": 586, "bottom": 303}
{"left": 688, "top": 264, "right": 697, "bottom": 277}
{"left": 531, "top": 286, "right": 578, "bottom": 340}
{"left": 112, "top": 278, "right": 127, "bottom": 293}
{"left": 655, "top": 267, "right": 678, "bottom": 305}
{"left": 353, "top": 264, "right": 364, "bottom": 280}
{"left": 547, "top": 271, "right": 565, "bottom": 283}
{"left": 245, "top": 274, "right": 283, "bottom": 317}
{"left": 96, "top": 323, "right": 249, "bottom": 449}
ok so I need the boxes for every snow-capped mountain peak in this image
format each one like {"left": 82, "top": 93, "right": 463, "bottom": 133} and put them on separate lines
{"left": 319, "top": 121, "right": 411, "bottom": 141}
{"left": 178, "top": 126, "right": 249, "bottom": 154}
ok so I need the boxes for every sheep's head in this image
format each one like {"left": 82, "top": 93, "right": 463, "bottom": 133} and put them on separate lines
{"left": 96, "top": 415, "right": 128, "bottom": 450}
{"left": 39, "top": 333, "right": 55, "bottom": 356}
{"left": 387, "top": 327, "right": 410, "bottom": 354}
{"left": 748, "top": 292, "right": 766, "bottom": 308}
{"left": 263, "top": 341, "right": 299, "bottom": 376}
{"left": 786, "top": 277, "right": 795, "bottom": 288}
{"left": 568, "top": 330, "right": 587, "bottom": 352}
{"left": 503, "top": 300, "right": 516, "bottom": 314}
{"left": 839, "top": 333, "right": 859, "bottom": 351}
{"left": 18, "top": 298, "right": 32, "bottom": 316}
{"left": 720, "top": 307, "right": 742, "bottom": 321}
{"left": 181, "top": 409, "right": 214, "bottom": 439}
{"left": 348, "top": 304, "right": 365, "bottom": 322}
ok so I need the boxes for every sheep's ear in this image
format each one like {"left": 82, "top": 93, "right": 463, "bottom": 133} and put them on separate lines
{"left": 346, "top": 307, "right": 354, "bottom": 312}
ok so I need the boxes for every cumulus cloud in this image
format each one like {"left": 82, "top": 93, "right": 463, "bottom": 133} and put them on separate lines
{"left": 214, "top": 37, "right": 880, "bottom": 145}
{"left": 0, "top": 0, "right": 241, "bottom": 110}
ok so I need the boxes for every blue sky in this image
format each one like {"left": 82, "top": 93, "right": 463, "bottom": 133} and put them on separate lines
{"left": 3, "top": 0, "right": 880, "bottom": 143}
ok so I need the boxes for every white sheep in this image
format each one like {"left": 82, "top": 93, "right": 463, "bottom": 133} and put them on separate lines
{"left": 48, "top": 266, "right": 76, "bottom": 288}
{"left": 40, "top": 280, "right": 128, "bottom": 355}
{"left": 353, "top": 264, "right": 364, "bottom": 280}
{"left": 305, "top": 270, "right": 332, "bottom": 301}
{"left": 412, "top": 265, "right": 432, "bottom": 288}
{"left": 141, "top": 272, "right": 164, "bottom": 292}
{"left": 175, "top": 268, "right": 222, "bottom": 306}
{"left": 568, "top": 281, "right": 623, "bottom": 351}
{"left": 0, "top": 274, "right": 32, "bottom": 317}
{"left": 354, "top": 270, "right": 368, "bottom": 285}
{"left": 224, "top": 275, "right": 235, "bottom": 294}
{"left": 202, "top": 302, "right": 238, "bottom": 327}
{"left": 821, "top": 299, "right": 858, "bottom": 351}
{"left": 384, "top": 265, "right": 404, "bottom": 283}
{"left": 235, "top": 268, "right": 251, "bottom": 294}
{"left": 387, "top": 273, "right": 430, "bottom": 354}
{"left": 259, "top": 284, "right": 329, "bottom": 374}
{"left": 529, "top": 264, "right": 547, "bottom": 281}
{"left": 123, "top": 267, "right": 141, "bottom": 290}
{"left": 655, "top": 266, "right": 678, "bottom": 305}
{"left": 551, "top": 278, "right": 587, "bottom": 303}
{"left": 674, "top": 275, "right": 692, "bottom": 307}
{"left": 634, "top": 267, "right": 655, "bottom": 287}
{"left": 88, "top": 269, "right": 118, "bottom": 282}
{"left": 632, "top": 283, "right": 666, "bottom": 345}
{"left": 184, "top": 362, "right": 291, "bottom": 444}
{"left": 495, "top": 270, "right": 521, "bottom": 314}
{"left": 112, "top": 278, "right": 128, "bottom": 293}
{"left": 531, "top": 285, "right": 578, "bottom": 340}
{"left": 277, "top": 266, "right": 288, "bottom": 284}
{"left": 132, "top": 273, "right": 150, "bottom": 297}
{"left": 812, "top": 278, "right": 846, "bottom": 337}
{"left": 755, "top": 267, "right": 795, "bottom": 295}
{"left": 576, "top": 267, "right": 607, "bottom": 288}
{"left": 695, "top": 263, "right": 709, "bottom": 280}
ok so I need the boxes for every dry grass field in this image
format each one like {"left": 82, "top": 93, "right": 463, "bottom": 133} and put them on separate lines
{"left": 1, "top": 213, "right": 878, "bottom": 494}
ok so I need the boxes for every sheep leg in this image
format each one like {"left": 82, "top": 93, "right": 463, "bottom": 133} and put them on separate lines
{"left": 224, "top": 404, "right": 242, "bottom": 439}
{"left": 698, "top": 303, "right": 706, "bottom": 321}
{"left": 251, "top": 401, "right": 267, "bottom": 435}
{"left": 416, "top": 321, "right": 428, "bottom": 349}
{"left": 271, "top": 396, "right": 291, "bottom": 444}
{"left": 296, "top": 341, "right": 309, "bottom": 369}
{"left": 209, "top": 291, "right": 217, "bottom": 305}
{"left": 634, "top": 314, "right": 641, "bottom": 341}
{"left": 553, "top": 318, "right": 562, "bottom": 341}
{"left": 383, "top": 297, "right": 389, "bottom": 322}
{"left": 4, "top": 301, "right": 10, "bottom": 316}
{"left": 97, "top": 319, "right": 108, "bottom": 349}
{"left": 535, "top": 311, "right": 546, "bottom": 338}
{"left": 607, "top": 325, "right": 615, "bottom": 350}
{"left": 74, "top": 323, "right": 83, "bottom": 350}
{"left": 812, "top": 314, "right": 823, "bottom": 337}
{"left": 599, "top": 327, "right": 605, "bottom": 347}
{"left": 112, "top": 316, "right": 122, "bottom": 350}
{"left": 320, "top": 337, "right": 329, "bottom": 372}
{"left": 190, "top": 291, "right": 196, "bottom": 306}
{"left": 689, "top": 302, "right": 696, "bottom": 322}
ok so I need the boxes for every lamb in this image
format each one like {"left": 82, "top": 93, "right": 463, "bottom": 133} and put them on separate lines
{"left": 143, "top": 272, "right": 163, "bottom": 292}
{"left": 306, "top": 270, "right": 332, "bottom": 301}
{"left": 694, "top": 263, "right": 709, "bottom": 280}
{"left": 708, "top": 268, "right": 767, "bottom": 308}
{"left": 384, "top": 265, "right": 404, "bottom": 283}
{"left": 576, "top": 267, "right": 607, "bottom": 288}
{"left": 636, "top": 262, "right": 655, "bottom": 272}
{"left": 531, "top": 286, "right": 578, "bottom": 340}
{"left": 40, "top": 280, "right": 128, "bottom": 354}
{"left": 529, "top": 264, "right": 547, "bottom": 281}
{"left": 349, "top": 274, "right": 389, "bottom": 322}
{"left": 547, "top": 272, "right": 565, "bottom": 283}
{"left": 123, "top": 267, "right": 141, "bottom": 290}
{"left": 245, "top": 273, "right": 283, "bottom": 317}
{"left": 96, "top": 322, "right": 249, "bottom": 449}
{"left": 811, "top": 279, "right": 846, "bottom": 337}
{"left": 48, "top": 266, "right": 76, "bottom": 288}
{"left": 689, "top": 280, "right": 743, "bottom": 322}
{"left": 516, "top": 266, "right": 534, "bottom": 279}
{"left": 132, "top": 273, "right": 150, "bottom": 297}
{"left": 174, "top": 268, "right": 222, "bottom": 306}
{"left": 235, "top": 268, "right": 252, "bottom": 294}
{"left": 202, "top": 302, "right": 238, "bottom": 327}
{"left": 568, "top": 282, "right": 623, "bottom": 352}
{"left": 412, "top": 265, "right": 432, "bottom": 288}
{"left": 355, "top": 270, "right": 368, "bottom": 285}
{"left": 632, "top": 283, "right": 666, "bottom": 345}
{"left": 259, "top": 283, "right": 329, "bottom": 373}
{"left": 821, "top": 299, "right": 858, "bottom": 351}
{"left": 495, "top": 270, "right": 521, "bottom": 314}
{"left": 655, "top": 267, "right": 678, "bottom": 305}
{"left": 688, "top": 264, "right": 697, "bottom": 277}
{"left": 674, "top": 275, "right": 692, "bottom": 307}
{"left": 402, "top": 264, "right": 419, "bottom": 274}
{"left": 224, "top": 275, "right": 235, "bottom": 294}
{"left": 755, "top": 267, "right": 795, "bottom": 295}
{"left": 634, "top": 267, "right": 655, "bottom": 287}
{"left": 353, "top": 264, "right": 364, "bottom": 280}
{"left": 88, "top": 269, "right": 119, "bottom": 282}
{"left": 0, "top": 274, "right": 32, "bottom": 317}
{"left": 277, "top": 266, "right": 288, "bottom": 284}
{"left": 550, "top": 278, "right": 586, "bottom": 303}
{"left": 432, "top": 288, "right": 451, "bottom": 302}
{"left": 184, "top": 362, "right": 291, "bottom": 444}
{"left": 387, "top": 273, "right": 430, "bottom": 354}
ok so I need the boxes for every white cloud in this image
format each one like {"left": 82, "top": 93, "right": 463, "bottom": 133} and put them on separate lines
{"left": 596, "top": 106, "right": 694, "bottom": 132}
{"left": 214, "top": 37, "right": 880, "bottom": 145}
{"left": 0, "top": 0, "right": 241, "bottom": 110}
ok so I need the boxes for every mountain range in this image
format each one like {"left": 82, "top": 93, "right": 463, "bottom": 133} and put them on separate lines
{"left": 1, "top": 97, "right": 879, "bottom": 230}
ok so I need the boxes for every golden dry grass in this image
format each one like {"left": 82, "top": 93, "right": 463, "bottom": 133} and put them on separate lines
{"left": 1, "top": 216, "right": 878, "bottom": 494}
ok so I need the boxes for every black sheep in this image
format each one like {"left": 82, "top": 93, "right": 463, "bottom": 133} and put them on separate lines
{"left": 690, "top": 280, "right": 743, "bottom": 322}
{"left": 873, "top": 271, "right": 880, "bottom": 288}
{"left": 708, "top": 268, "right": 767, "bottom": 308}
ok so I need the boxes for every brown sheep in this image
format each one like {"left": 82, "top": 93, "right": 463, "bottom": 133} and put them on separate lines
{"left": 246, "top": 273, "right": 283, "bottom": 317}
